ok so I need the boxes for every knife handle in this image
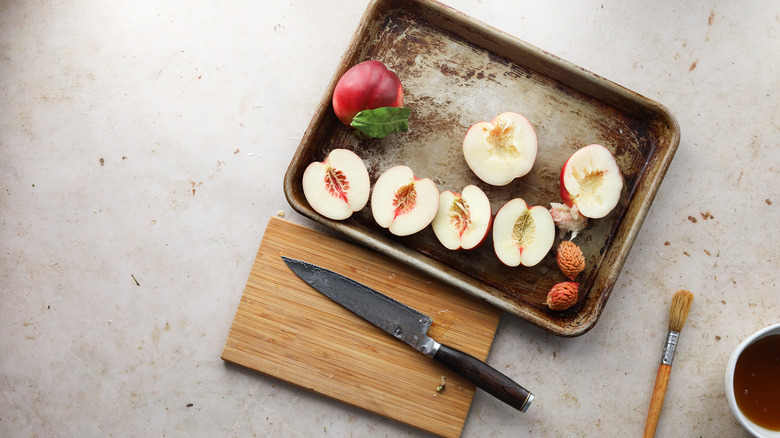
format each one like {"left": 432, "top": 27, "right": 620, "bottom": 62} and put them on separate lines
{"left": 433, "top": 343, "right": 533, "bottom": 412}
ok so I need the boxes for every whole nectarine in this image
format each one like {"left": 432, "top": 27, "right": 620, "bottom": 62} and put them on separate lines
{"left": 332, "top": 60, "right": 405, "bottom": 127}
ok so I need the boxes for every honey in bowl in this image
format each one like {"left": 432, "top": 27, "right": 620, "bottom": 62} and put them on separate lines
{"left": 732, "top": 334, "right": 780, "bottom": 431}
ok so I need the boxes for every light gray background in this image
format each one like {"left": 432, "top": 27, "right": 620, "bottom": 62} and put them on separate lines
{"left": 2, "top": 1, "right": 778, "bottom": 436}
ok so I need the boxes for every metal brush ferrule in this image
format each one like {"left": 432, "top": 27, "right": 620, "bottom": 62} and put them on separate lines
{"left": 661, "top": 330, "right": 680, "bottom": 365}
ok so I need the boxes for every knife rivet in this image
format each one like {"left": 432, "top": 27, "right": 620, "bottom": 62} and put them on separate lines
{"left": 394, "top": 326, "right": 403, "bottom": 336}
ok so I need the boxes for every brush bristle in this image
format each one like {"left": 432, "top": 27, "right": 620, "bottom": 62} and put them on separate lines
{"left": 669, "top": 289, "right": 694, "bottom": 332}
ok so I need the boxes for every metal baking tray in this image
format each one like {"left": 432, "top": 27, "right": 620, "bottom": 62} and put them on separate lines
{"left": 283, "top": 0, "right": 680, "bottom": 337}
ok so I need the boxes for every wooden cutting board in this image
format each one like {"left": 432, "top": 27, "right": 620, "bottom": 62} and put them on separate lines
{"left": 222, "top": 217, "right": 502, "bottom": 437}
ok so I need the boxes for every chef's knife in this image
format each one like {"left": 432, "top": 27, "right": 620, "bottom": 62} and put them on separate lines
{"left": 281, "top": 256, "right": 534, "bottom": 412}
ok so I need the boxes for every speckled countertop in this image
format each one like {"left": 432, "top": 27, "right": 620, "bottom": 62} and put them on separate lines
{"left": 1, "top": 1, "right": 778, "bottom": 437}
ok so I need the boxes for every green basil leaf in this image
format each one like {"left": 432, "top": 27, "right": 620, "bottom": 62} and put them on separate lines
{"left": 350, "top": 107, "right": 410, "bottom": 139}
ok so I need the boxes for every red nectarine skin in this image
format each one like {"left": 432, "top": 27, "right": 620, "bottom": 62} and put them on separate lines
{"left": 332, "top": 60, "right": 404, "bottom": 125}
{"left": 559, "top": 156, "right": 575, "bottom": 207}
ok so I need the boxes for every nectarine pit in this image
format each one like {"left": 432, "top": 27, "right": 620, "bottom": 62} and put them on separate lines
{"left": 486, "top": 121, "right": 521, "bottom": 160}
{"left": 392, "top": 182, "right": 417, "bottom": 218}
{"left": 324, "top": 166, "right": 349, "bottom": 203}
{"left": 449, "top": 198, "right": 471, "bottom": 236}
{"left": 511, "top": 211, "right": 535, "bottom": 248}
{"left": 577, "top": 169, "right": 607, "bottom": 198}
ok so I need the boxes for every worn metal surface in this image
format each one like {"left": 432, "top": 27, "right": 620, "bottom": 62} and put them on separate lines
{"left": 284, "top": 0, "right": 680, "bottom": 337}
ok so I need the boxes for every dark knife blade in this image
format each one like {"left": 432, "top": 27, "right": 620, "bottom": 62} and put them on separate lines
{"left": 281, "top": 256, "right": 534, "bottom": 412}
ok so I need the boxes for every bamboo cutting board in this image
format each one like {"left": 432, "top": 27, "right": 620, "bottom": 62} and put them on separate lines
{"left": 222, "top": 217, "right": 502, "bottom": 437}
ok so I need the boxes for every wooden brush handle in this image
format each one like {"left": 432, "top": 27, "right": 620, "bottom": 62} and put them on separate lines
{"left": 643, "top": 363, "right": 671, "bottom": 438}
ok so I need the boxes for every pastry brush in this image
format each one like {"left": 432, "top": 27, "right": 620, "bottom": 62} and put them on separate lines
{"left": 642, "top": 289, "right": 694, "bottom": 438}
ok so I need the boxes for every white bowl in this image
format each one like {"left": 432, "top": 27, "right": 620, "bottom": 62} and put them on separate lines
{"left": 725, "top": 323, "right": 780, "bottom": 438}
